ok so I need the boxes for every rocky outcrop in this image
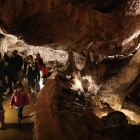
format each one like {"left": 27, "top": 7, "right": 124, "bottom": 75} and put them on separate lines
{"left": 34, "top": 78, "right": 66, "bottom": 140}
{"left": 122, "top": 79, "right": 140, "bottom": 114}
{"left": 34, "top": 73, "right": 102, "bottom": 140}
{"left": 97, "top": 48, "right": 140, "bottom": 122}
{"left": 101, "top": 111, "right": 128, "bottom": 129}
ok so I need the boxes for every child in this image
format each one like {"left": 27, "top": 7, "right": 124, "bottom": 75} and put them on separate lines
{"left": 10, "top": 83, "right": 29, "bottom": 124}
{"left": 42, "top": 64, "right": 48, "bottom": 84}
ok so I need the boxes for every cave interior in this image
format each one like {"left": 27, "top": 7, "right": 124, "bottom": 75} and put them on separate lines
{"left": 1, "top": 0, "right": 140, "bottom": 140}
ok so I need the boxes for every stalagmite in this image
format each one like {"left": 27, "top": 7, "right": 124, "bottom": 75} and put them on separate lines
{"left": 81, "top": 52, "right": 107, "bottom": 85}
{"left": 58, "top": 52, "right": 78, "bottom": 79}
{"left": 81, "top": 51, "right": 93, "bottom": 77}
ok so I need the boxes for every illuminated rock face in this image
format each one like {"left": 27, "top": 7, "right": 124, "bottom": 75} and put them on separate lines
{"left": 0, "top": 0, "right": 140, "bottom": 54}
{"left": 97, "top": 49, "right": 140, "bottom": 122}
{"left": 8, "top": 45, "right": 68, "bottom": 64}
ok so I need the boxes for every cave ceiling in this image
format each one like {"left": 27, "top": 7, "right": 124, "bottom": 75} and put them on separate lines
{"left": 0, "top": 0, "right": 140, "bottom": 55}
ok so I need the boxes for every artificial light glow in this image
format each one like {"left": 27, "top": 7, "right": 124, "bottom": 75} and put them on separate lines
{"left": 39, "top": 81, "right": 44, "bottom": 90}
{"left": 108, "top": 56, "right": 114, "bottom": 59}
{"left": 135, "top": 43, "right": 140, "bottom": 50}
{"left": 39, "top": 71, "right": 44, "bottom": 89}
{"left": 101, "top": 113, "right": 108, "bottom": 117}
{"left": 119, "top": 55, "right": 124, "bottom": 57}
{"left": 129, "top": 53, "right": 133, "bottom": 56}
{"left": 66, "top": 75, "right": 71, "bottom": 79}
{"left": 75, "top": 79, "right": 81, "bottom": 87}
{"left": 71, "top": 78, "right": 84, "bottom": 92}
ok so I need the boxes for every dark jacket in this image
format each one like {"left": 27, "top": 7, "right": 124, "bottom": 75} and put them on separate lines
{"left": 4, "top": 53, "right": 17, "bottom": 82}
{"left": 15, "top": 54, "right": 23, "bottom": 71}
{"left": 26, "top": 60, "right": 38, "bottom": 77}
{"left": 24, "top": 61, "right": 27, "bottom": 75}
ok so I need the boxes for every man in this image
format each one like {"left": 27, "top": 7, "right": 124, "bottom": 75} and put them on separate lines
{"left": 4, "top": 52, "right": 17, "bottom": 94}
{"left": 35, "top": 53, "right": 43, "bottom": 82}
{"left": 14, "top": 50, "right": 23, "bottom": 83}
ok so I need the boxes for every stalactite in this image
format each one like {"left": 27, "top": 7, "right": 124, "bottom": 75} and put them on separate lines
{"left": 91, "top": 10, "right": 94, "bottom": 28}
{"left": 67, "top": 2, "right": 71, "bottom": 17}
{"left": 68, "top": 52, "right": 78, "bottom": 79}
{"left": 0, "top": 37, "right": 7, "bottom": 57}
{"left": 67, "top": 51, "right": 73, "bottom": 63}
{"left": 72, "top": 6, "right": 79, "bottom": 24}
{"left": 86, "top": 51, "right": 93, "bottom": 65}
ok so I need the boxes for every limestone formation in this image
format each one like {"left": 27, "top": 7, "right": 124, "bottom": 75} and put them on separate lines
{"left": 97, "top": 48, "right": 140, "bottom": 122}
{"left": 0, "top": 0, "right": 140, "bottom": 54}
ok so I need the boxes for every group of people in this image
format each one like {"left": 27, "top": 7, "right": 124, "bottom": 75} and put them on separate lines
{"left": 23, "top": 53, "right": 48, "bottom": 93}
{"left": 0, "top": 51, "right": 48, "bottom": 128}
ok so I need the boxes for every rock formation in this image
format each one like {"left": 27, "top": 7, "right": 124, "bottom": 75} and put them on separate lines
{"left": 0, "top": 0, "right": 140, "bottom": 54}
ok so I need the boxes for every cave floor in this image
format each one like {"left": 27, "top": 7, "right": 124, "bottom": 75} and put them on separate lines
{"left": 0, "top": 79, "right": 42, "bottom": 140}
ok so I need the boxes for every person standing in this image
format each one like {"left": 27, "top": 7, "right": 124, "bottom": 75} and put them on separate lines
{"left": 10, "top": 83, "right": 29, "bottom": 124}
{"left": 42, "top": 64, "right": 48, "bottom": 84}
{"left": 0, "top": 53, "right": 6, "bottom": 129}
{"left": 35, "top": 53, "right": 43, "bottom": 82}
{"left": 14, "top": 50, "right": 23, "bottom": 83}
{"left": 26, "top": 55, "right": 38, "bottom": 93}
{"left": 23, "top": 57, "right": 28, "bottom": 80}
{"left": 4, "top": 52, "right": 18, "bottom": 94}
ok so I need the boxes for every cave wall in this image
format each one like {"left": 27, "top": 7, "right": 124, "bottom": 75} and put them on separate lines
{"left": 97, "top": 48, "right": 140, "bottom": 122}
{"left": 0, "top": 0, "right": 140, "bottom": 54}
{"left": 8, "top": 45, "right": 68, "bottom": 64}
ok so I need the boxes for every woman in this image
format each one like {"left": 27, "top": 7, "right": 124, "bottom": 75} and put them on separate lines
{"left": 10, "top": 83, "right": 29, "bottom": 124}
{"left": 26, "top": 55, "right": 38, "bottom": 93}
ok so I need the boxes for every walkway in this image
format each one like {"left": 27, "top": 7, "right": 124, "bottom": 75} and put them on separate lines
{"left": 0, "top": 80, "right": 42, "bottom": 140}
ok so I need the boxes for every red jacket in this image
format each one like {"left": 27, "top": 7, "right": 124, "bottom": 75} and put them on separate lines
{"left": 35, "top": 57, "right": 43, "bottom": 70}
{"left": 10, "top": 91, "right": 29, "bottom": 107}
{"left": 43, "top": 66, "right": 48, "bottom": 75}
